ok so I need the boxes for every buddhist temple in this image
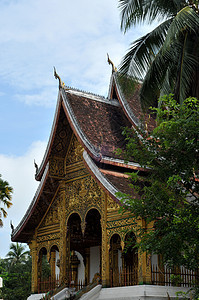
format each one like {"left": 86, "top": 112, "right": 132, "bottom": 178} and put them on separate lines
{"left": 11, "top": 65, "right": 195, "bottom": 299}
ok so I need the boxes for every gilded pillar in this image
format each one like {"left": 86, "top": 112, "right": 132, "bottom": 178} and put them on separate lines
{"left": 70, "top": 251, "right": 80, "bottom": 286}
{"left": 85, "top": 247, "right": 90, "bottom": 285}
{"left": 101, "top": 194, "right": 110, "bottom": 287}
{"left": 59, "top": 181, "right": 69, "bottom": 285}
{"left": 50, "top": 251, "right": 56, "bottom": 282}
{"left": 137, "top": 219, "right": 152, "bottom": 284}
{"left": 29, "top": 240, "right": 38, "bottom": 293}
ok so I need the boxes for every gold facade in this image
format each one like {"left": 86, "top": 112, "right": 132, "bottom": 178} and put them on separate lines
{"left": 29, "top": 135, "right": 151, "bottom": 293}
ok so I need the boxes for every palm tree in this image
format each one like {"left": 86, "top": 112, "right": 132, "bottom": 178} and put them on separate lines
{"left": 119, "top": 0, "right": 199, "bottom": 108}
{"left": 0, "top": 174, "right": 13, "bottom": 227}
{"left": 6, "top": 243, "right": 29, "bottom": 265}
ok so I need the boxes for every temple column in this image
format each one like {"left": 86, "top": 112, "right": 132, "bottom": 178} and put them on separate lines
{"left": 29, "top": 240, "right": 38, "bottom": 293}
{"left": 84, "top": 248, "right": 90, "bottom": 285}
{"left": 50, "top": 251, "right": 56, "bottom": 282}
{"left": 70, "top": 251, "right": 80, "bottom": 286}
{"left": 101, "top": 194, "right": 110, "bottom": 287}
{"left": 59, "top": 181, "right": 70, "bottom": 286}
{"left": 137, "top": 219, "right": 152, "bottom": 284}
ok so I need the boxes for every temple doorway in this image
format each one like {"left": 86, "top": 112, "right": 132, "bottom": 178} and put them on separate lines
{"left": 66, "top": 209, "right": 102, "bottom": 288}
{"left": 84, "top": 209, "right": 101, "bottom": 284}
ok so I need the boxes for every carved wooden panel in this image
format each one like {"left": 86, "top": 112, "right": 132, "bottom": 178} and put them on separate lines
{"left": 40, "top": 194, "right": 62, "bottom": 228}
{"left": 65, "top": 175, "right": 103, "bottom": 220}
{"left": 49, "top": 156, "right": 65, "bottom": 178}
{"left": 65, "top": 135, "right": 84, "bottom": 166}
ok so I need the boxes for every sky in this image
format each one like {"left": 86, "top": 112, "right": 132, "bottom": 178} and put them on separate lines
{"left": 0, "top": 0, "right": 157, "bottom": 258}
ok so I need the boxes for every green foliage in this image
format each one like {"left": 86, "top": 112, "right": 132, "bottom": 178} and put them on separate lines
{"left": 119, "top": 0, "right": 199, "bottom": 108}
{"left": 0, "top": 174, "right": 13, "bottom": 227}
{"left": 41, "top": 255, "right": 51, "bottom": 280}
{"left": 0, "top": 243, "right": 32, "bottom": 300}
{"left": 6, "top": 242, "right": 29, "bottom": 265}
{"left": 118, "top": 95, "right": 199, "bottom": 270}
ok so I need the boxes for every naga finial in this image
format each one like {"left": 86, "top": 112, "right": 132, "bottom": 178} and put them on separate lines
{"left": 10, "top": 220, "right": 14, "bottom": 234}
{"left": 54, "top": 67, "right": 65, "bottom": 88}
{"left": 34, "top": 159, "right": 38, "bottom": 174}
{"left": 107, "top": 53, "right": 117, "bottom": 73}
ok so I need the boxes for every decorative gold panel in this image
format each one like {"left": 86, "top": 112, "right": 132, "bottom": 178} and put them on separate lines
{"left": 107, "top": 216, "right": 137, "bottom": 244}
{"left": 40, "top": 194, "right": 62, "bottom": 228}
{"left": 65, "top": 175, "right": 103, "bottom": 218}
{"left": 37, "top": 232, "right": 60, "bottom": 243}
{"left": 49, "top": 156, "right": 65, "bottom": 177}
{"left": 65, "top": 135, "right": 84, "bottom": 166}
{"left": 107, "top": 194, "right": 120, "bottom": 210}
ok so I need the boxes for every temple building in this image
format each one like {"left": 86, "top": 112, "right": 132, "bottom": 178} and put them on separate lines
{"left": 11, "top": 66, "right": 194, "bottom": 298}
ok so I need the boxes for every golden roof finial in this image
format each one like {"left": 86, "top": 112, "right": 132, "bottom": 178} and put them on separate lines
{"left": 107, "top": 53, "right": 117, "bottom": 73}
{"left": 54, "top": 67, "right": 65, "bottom": 88}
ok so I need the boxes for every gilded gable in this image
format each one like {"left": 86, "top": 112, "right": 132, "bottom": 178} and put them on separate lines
{"left": 39, "top": 194, "right": 62, "bottom": 228}
{"left": 65, "top": 134, "right": 84, "bottom": 166}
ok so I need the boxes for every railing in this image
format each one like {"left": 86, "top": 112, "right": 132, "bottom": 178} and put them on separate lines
{"left": 151, "top": 265, "right": 199, "bottom": 287}
{"left": 38, "top": 275, "right": 85, "bottom": 294}
{"left": 38, "top": 275, "right": 60, "bottom": 293}
{"left": 38, "top": 265, "right": 198, "bottom": 293}
{"left": 110, "top": 265, "right": 138, "bottom": 287}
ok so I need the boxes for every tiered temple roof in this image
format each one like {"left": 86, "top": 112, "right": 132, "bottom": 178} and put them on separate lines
{"left": 11, "top": 71, "right": 154, "bottom": 243}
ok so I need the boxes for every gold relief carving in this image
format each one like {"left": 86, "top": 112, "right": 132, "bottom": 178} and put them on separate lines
{"left": 37, "top": 232, "right": 60, "bottom": 243}
{"left": 107, "top": 195, "right": 120, "bottom": 210}
{"left": 65, "top": 176, "right": 103, "bottom": 212}
{"left": 65, "top": 135, "right": 84, "bottom": 165}
{"left": 49, "top": 157, "right": 64, "bottom": 177}
{"left": 65, "top": 168, "right": 88, "bottom": 181}
{"left": 107, "top": 217, "right": 135, "bottom": 230}
{"left": 81, "top": 220, "right": 86, "bottom": 236}
{"left": 40, "top": 195, "right": 61, "bottom": 227}
{"left": 121, "top": 240, "right": 125, "bottom": 251}
{"left": 107, "top": 218, "right": 136, "bottom": 244}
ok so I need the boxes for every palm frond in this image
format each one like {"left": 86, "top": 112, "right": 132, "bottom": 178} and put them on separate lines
{"left": 118, "top": 0, "right": 183, "bottom": 32}
{"left": 139, "top": 43, "right": 176, "bottom": 108}
{"left": 176, "top": 35, "right": 199, "bottom": 103}
{"left": 119, "top": 0, "right": 145, "bottom": 31}
{"left": 119, "top": 18, "right": 172, "bottom": 78}
{"left": 162, "top": 6, "right": 199, "bottom": 49}
{"left": 140, "top": 33, "right": 199, "bottom": 108}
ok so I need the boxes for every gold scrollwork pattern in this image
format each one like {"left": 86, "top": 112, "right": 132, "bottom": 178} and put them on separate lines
{"left": 107, "top": 217, "right": 137, "bottom": 244}
{"left": 49, "top": 156, "right": 65, "bottom": 177}
{"left": 37, "top": 232, "right": 60, "bottom": 243}
{"left": 40, "top": 195, "right": 62, "bottom": 227}
{"left": 65, "top": 176, "right": 103, "bottom": 213}
{"left": 107, "top": 195, "right": 120, "bottom": 210}
{"left": 65, "top": 135, "right": 84, "bottom": 165}
{"left": 65, "top": 168, "right": 88, "bottom": 182}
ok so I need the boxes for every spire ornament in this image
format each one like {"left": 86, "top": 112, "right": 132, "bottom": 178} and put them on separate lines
{"left": 34, "top": 159, "right": 38, "bottom": 174}
{"left": 107, "top": 53, "right": 117, "bottom": 73}
{"left": 54, "top": 67, "right": 65, "bottom": 88}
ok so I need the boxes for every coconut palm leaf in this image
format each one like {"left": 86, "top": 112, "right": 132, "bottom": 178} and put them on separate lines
{"left": 162, "top": 6, "right": 199, "bottom": 49}
{"left": 120, "top": 18, "right": 173, "bottom": 78}
{"left": 139, "top": 33, "right": 199, "bottom": 107}
{"left": 119, "top": 0, "right": 182, "bottom": 32}
{"left": 6, "top": 243, "right": 29, "bottom": 265}
{"left": 0, "top": 174, "right": 13, "bottom": 226}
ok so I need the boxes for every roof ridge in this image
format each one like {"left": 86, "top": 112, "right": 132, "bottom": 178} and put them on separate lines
{"left": 63, "top": 85, "right": 106, "bottom": 100}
